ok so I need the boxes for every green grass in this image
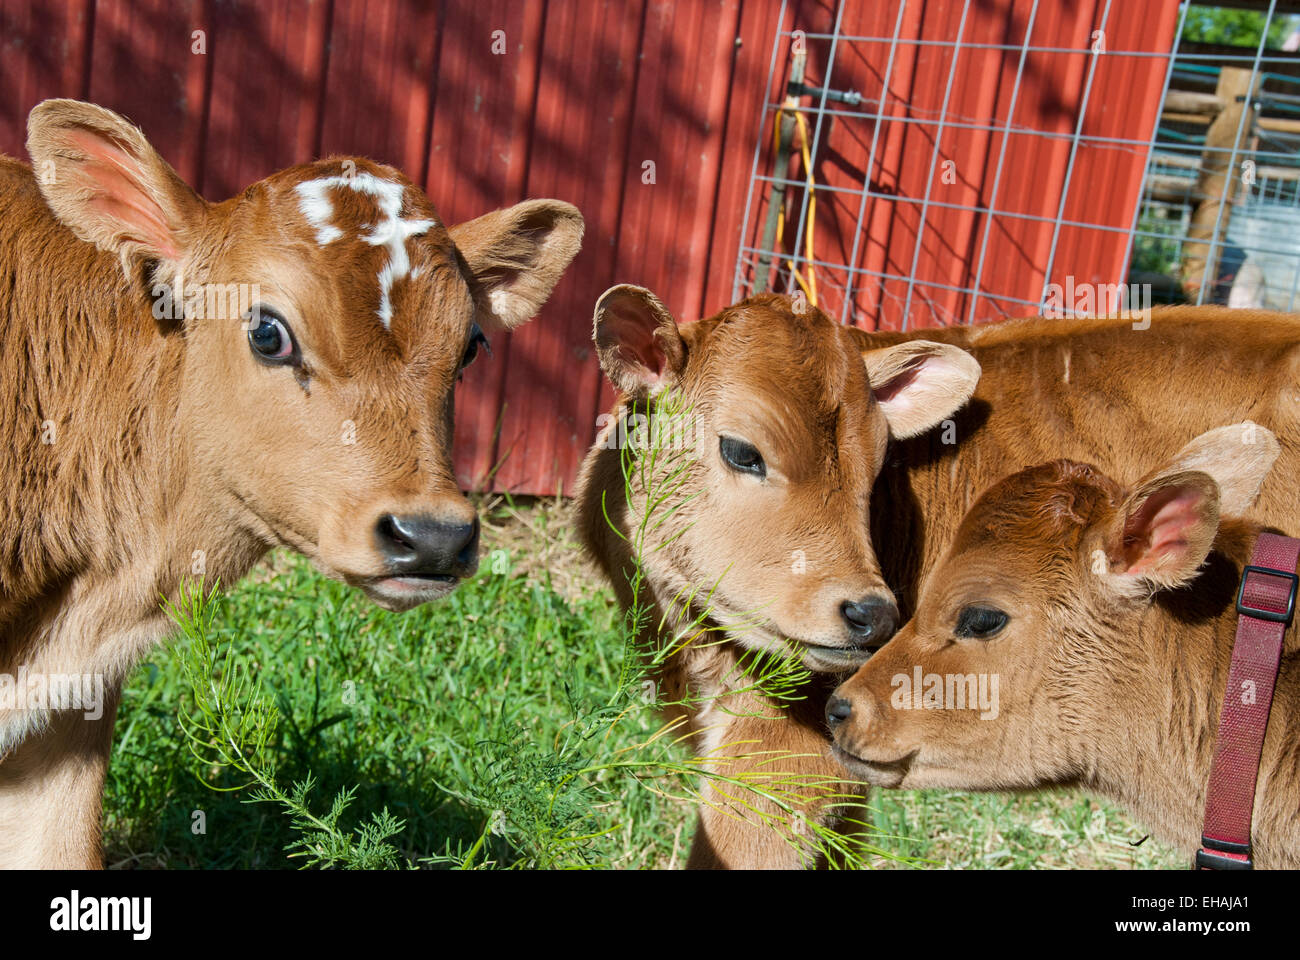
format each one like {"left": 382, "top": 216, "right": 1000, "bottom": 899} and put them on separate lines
{"left": 103, "top": 543, "right": 692, "bottom": 869}
{"left": 101, "top": 501, "right": 1183, "bottom": 869}
{"left": 870, "top": 790, "right": 1183, "bottom": 870}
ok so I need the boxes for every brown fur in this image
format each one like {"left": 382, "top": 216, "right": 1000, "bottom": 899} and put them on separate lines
{"left": 831, "top": 431, "right": 1300, "bottom": 868}
{"left": 862, "top": 308, "right": 1300, "bottom": 610}
{"left": 0, "top": 100, "right": 583, "bottom": 867}
{"left": 576, "top": 287, "right": 979, "bottom": 868}
{"left": 576, "top": 289, "right": 1300, "bottom": 868}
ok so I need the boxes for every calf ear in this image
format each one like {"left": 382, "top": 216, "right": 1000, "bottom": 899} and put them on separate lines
{"left": 592, "top": 284, "right": 687, "bottom": 399}
{"left": 1102, "top": 423, "right": 1278, "bottom": 592}
{"left": 1103, "top": 470, "right": 1221, "bottom": 592}
{"left": 862, "top": 341, "right": 981, "bottom": 439}
{"left": 26, "top": 99, "right": 207, "bottom": 283}
{"left": 1141, "top": 422, "right": 1279, "bottom": 518}
{"left": 448, "top": 199, "right": 584, "bottom": 330}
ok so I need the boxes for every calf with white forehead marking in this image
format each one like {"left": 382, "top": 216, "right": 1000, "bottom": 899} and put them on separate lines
{"left": 0, "top": 99, "right": 583, "bottom": 867}
{"left": 293, "top": 172, "right": 437, "bottom": 327}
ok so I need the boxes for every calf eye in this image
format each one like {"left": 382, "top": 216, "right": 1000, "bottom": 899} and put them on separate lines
{"left": 460, "top": 323, "right": 490, "bottom": 372}
{"left": 719, "top": 436, "right": 766, "bottom": 478}
{"left": 955, "top": 605, "right": 1008, "bottom": 639}
{"left": 246, "top": 305, "right": 298, "bottom": 365}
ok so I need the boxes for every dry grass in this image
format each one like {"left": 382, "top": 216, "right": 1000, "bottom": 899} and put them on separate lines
{"left": 476, "top": 493, "right": 605, "bottom": 603}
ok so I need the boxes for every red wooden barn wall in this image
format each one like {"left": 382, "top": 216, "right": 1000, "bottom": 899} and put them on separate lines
{"left": 0, "top": 0, "right": 1180, "bottom": 496}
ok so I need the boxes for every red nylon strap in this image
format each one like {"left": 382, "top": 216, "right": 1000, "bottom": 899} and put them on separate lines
{"left": 1197, "top": 531, "right": 1299, "bottom": 870}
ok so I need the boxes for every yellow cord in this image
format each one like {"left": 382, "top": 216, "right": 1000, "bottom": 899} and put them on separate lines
{"left": 773, "top": 107, "right": 819, "bottom": 306}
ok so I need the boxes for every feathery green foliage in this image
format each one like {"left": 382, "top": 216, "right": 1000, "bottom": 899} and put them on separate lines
{"left": 164, "top": 579, "right": 410, "bottom": 869}
{"left": 105, "top": 504, "right": 1180, "bottom": 868}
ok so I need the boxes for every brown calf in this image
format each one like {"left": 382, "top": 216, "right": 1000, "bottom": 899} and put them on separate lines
{"left": 0, "top": 100, "right": 583, "bottom": 867}
{"left": 576, "top": 287, "right": 1300, "bottom": 868}
{"left": 828, "top": 425, "right": 1300, "bottom": 868}
{"left": 576, "top": 285, "right": 981, "bottom": 868}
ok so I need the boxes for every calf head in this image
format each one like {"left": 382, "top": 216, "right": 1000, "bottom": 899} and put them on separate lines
{"left": 581, "top": 285, "right": 980, "bottom": 672}
{"left": 828, "top": 424, "right": 1279, "bottom": 789}
{"left": 27, "top": 100, "right": 582, "bottom": 611}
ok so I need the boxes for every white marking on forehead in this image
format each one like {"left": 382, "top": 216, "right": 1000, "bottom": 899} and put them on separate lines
{"left": 294, "top": 179, "right": 345, "bottom": 244}
{"left": 293, "top": 172, "right": 438, "bottom": 328}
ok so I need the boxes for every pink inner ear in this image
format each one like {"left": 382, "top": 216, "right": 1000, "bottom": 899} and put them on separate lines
{"left": 64, "top": 129, "right": 179, "bottom": 260}
{"left": 871, "top": 357, "right": 923, "bottom": 405}
{"left": 1122, "top": 485, "right": 1206, "bottom": 575}
{"left": 605, "top": 304, "right": 666, "bottom": 384}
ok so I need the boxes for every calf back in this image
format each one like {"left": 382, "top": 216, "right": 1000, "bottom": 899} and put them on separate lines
{"left": 867, "top": 308, "right": 1300, "bottom": 611}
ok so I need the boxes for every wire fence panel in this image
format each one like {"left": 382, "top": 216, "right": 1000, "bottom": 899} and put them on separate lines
{"left": 734, "top": 0, "right": 1196, "bottom": 330}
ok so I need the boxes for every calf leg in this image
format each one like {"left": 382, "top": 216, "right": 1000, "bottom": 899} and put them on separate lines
{"left": 0, "top": 685, "right": 120, "bottom": 868}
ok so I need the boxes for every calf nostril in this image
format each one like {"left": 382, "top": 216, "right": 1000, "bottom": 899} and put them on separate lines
{"left": 840, "top": 596, "right": 900, "bottom": 646}
{"left": 841, "top": 601, "right": 871, "bottom": 630}
{"left": 826, "top": 696, "right": 853, "bottom": 729}
{"left": 453, "top": 518, "right": 480, "bottom": 566}
{"left": 376, "top": 514, "right": 417, "bottom": 556}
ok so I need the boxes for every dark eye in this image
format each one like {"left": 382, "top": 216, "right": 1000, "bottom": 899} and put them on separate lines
{"left": 719, "top": 436, "right": 766, "bottom": 478}
{"left": 460, "top": 323, "right": 490, "bottom": 372}
{"left": 954, "top": 605, "right": 1008, "bottom": 639}
{"left": 246, "top": 305, "right": 297, "bottom": 365}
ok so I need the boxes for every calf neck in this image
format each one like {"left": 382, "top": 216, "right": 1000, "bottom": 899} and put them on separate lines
{"left": 863, "top": 309, "right": 1300, "bottom": 613}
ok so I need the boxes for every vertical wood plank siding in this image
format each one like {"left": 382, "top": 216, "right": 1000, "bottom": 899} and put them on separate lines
{"left": 0, "top": 0, "right": 1180, "bottom": 494}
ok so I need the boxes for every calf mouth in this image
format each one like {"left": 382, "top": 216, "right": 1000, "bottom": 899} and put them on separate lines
{"left": 829, "top": 742, "right": 916, "bottom": 788}
{"left": 359, "top": 573, "right": 461, "bottom": 611}
{"left": 796, "top": 641, "right": 876, "bottom": 674}
{"left": 709, "top": 616, "right": 877, "bottom": 673}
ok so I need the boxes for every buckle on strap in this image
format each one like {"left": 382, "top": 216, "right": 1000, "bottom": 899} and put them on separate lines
{"left": 1196, "top": 849, "right": 1252, "bottom": 869}
{"left": 1235, "top": 564, "right": 1298, "bottom": 624}
{"left": 1197, "top": 836, "right": 1252, "bottom": 870}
